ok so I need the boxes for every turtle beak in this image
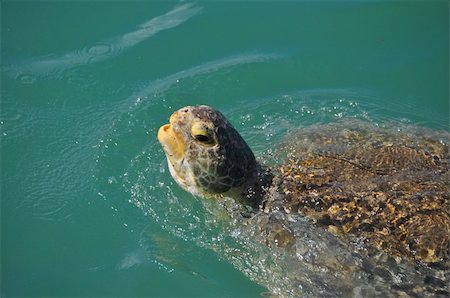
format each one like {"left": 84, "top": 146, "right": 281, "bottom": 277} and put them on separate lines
{"left": 157, "top": 113, "right": 186, "bottom": 161}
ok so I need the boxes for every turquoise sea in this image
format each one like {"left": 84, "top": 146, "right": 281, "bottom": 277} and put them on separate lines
{"left": 1, "top": 1, "right": 448, "bottom": 297}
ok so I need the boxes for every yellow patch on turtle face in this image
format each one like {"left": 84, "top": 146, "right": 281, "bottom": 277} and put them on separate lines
{"left": 157, "top": 113, "right": 187, "bottom": 161}
{"left": 190, "top": 121, "right": 215, "bottom": 146}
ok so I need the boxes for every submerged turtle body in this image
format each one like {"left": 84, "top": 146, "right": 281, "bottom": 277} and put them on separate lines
{"left": 157, "top": 105, "right": 449, "bottom": 296}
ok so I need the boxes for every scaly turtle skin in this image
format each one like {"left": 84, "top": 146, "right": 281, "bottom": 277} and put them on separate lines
{"left": 274, "top": 124, "right": 450, "bottom": 265}
{"left": 157, "top": 105, "right": 449, "bottom": 295}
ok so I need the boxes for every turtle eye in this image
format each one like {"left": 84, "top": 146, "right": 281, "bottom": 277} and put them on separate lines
{"left": 194, "top": 134, "right": 210, "bottom": 143}
{"left": 191, "top": 122, "right": 214, "bottom": 145}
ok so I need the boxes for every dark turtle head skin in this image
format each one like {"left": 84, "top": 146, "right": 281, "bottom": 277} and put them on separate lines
{"left": 158, "top": 106, "right": 449, "bottom": 268}
{"left": 157, "top": 105, "right": 262, "bottom": 198}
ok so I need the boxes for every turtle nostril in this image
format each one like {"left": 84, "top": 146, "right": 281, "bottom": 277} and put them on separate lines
{"left": 162, "top": 124, "right": 171, "bottom": 132}
{"left": 183, "top": 109, "right": 189, "bottom": 113}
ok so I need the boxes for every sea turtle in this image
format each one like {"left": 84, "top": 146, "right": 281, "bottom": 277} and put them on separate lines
{"left": 157, "top": 105, "right": 449, "bottom": 296}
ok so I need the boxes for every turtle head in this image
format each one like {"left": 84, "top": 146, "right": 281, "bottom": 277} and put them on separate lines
{"left": 157, "top": 105, "right": 259, "bottom": 198}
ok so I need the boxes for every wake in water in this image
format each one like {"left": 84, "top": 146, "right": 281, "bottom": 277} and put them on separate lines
{"left": 3, "top": 3, "right": 202, "bottom": 82}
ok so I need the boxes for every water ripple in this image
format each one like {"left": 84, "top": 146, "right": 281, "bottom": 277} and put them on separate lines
{"left": 117, "top": 3, "right": 202, "bottom": 50}
{"left": 3, "top": 2, "right": 202, "bottom": 81}
{"left": 130, "top": 52, "right": 284, "bottom": 106}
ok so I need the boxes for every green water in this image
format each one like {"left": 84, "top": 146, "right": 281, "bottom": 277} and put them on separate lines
{"left": 1, "top": 1, "right": 448, "bottom": 297}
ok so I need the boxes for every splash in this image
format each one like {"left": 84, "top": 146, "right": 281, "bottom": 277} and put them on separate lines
{"left": 94, "top": 55, "right": 449, "bottom": 296}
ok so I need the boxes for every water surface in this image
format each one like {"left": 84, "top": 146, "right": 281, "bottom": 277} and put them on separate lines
{"left": 1, "top": 1, "right": 448, "bottom": 297}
